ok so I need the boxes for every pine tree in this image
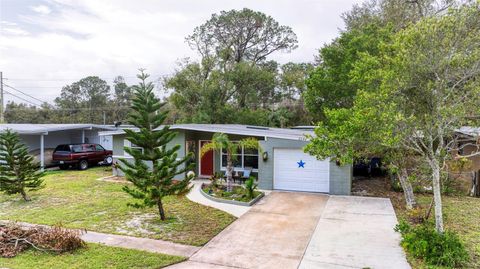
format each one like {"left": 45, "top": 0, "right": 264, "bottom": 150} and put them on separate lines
{"left": 0, "top": 130, "right": 45, "bottom": 201}
{"left": 119, "top": 71, "right": 194, "bottom": 221}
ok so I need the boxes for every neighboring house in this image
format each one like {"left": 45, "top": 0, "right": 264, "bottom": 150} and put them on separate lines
{"left": 0, "top": 124, "right": 116, "bottom": 169}
{"left": 455, "top": 126, "right": 480, "bottom": 171}
{"left": 100, "top": 124, "right": 352, "bottom": 195}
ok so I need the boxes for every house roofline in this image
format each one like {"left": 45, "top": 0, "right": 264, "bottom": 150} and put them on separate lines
{"left": 99, "top": 124, "right": 311, "bottom": 141}
{"left": 0, "top": 124, "right": 117, "bottom": 135}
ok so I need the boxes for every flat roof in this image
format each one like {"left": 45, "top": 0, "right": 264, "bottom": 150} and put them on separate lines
{"left": 0, "top": 124, "right": 117, "bottom": 135}
{"left": 456, "top": 126, "right": 480, "bottom": 137}
{"left": 99, "top": 124, "right": 313, "bottom": 141}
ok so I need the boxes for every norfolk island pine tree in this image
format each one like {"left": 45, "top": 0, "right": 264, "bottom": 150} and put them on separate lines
{"left": 0, "top": 129, "right": 45, "bottom": 201}
{"left": 119, "top": 71, "right": 194, "bottom": 221}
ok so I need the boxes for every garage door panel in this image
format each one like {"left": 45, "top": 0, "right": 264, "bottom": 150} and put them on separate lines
{"left": 274, "top": 148, "right": 330, "bottom": 193}
{"left": 273, "top": 171, "right": 329, "bottom": 180}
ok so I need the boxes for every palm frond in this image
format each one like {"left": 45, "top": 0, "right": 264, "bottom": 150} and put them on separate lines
{"left": 239, "top": 137, "right": 263, "bottom": 153}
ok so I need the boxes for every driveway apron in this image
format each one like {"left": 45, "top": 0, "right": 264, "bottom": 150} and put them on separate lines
{"left": 169, "top": 191, "right": 328, "bottom": 269}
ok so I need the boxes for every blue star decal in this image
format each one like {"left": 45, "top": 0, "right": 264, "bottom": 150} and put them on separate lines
{"left": 297, "top": 160, "right": 305, "bottom": 168}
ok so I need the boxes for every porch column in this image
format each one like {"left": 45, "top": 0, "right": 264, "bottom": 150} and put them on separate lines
{"left": 81, "top": 129, "right": 85, "bottom": 143}
{"left": 40, "top": 134, "right": 45, "bottom": 172}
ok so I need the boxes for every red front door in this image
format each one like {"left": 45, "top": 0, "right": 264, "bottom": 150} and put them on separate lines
{"left": 200, "top": 141, "right": 214, "bottom": 176}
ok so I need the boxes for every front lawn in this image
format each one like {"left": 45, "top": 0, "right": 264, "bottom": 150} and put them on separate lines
{"left": 353, "top": 177, "right": 480, "bottom": 268}
{"left": 0, "top": 243, "right": 184, "bottom": 269}
{"left": 0, "top": 167, "right": 236, "bottom": 246}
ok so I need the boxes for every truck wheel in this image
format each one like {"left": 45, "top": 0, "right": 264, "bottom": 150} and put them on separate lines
{"left": 78, "top": 160, "right": 89, "bottom": 170}
{"left": 104, "top": 156, "right": 113, "bottom": 165}
{"left": 59, "top": 164, "right": 69, "bottom": 170}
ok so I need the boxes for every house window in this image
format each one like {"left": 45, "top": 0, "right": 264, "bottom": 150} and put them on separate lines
{"left": 221, "top": 143, "right": 259, "bottom": 171}
{"left": 124, "top": 140, "right": 143, "bottom": 157}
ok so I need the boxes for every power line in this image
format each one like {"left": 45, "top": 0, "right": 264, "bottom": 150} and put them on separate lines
{"left": 2, "top": 83, "right": 47, "bottom": 104}
{"left": 2, "top": 86, "right": 64, "bottom": 88}
{"left": 5, "top": 75, "right": 153, "bottom": 81}
{"left": 3, "top": 105, "right": 132, "bottom": 112}
{"left": 3, "top": 90, "right": 42, "bottom": 107}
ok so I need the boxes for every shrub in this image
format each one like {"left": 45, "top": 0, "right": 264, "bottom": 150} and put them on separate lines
{"left": 209, "top": 172, "right": 223, "bottom": 188}
{"left": 244, "top": 176, "right": 258, "bottom": 200}
{"left": 395, "top": 220, "right": 469, "bottom": 267}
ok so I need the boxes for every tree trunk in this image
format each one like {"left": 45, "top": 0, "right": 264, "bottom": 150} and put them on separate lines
{"left": 226, "top": 154, "right": 234, "bottom": 192}
{"left": 20, "top": 190, "right": 31, "bottom": 202}
{"left": 471, "top": 170, "right": 480, "bottom": 197}
{"left": 157, "top": 199, "right": 166, "bottom": 221}
{"left": 398, "top": 168, "right": 417, "bottom": 210}
{"left": 430, "top": 160, "right": 444, "bottom": 233}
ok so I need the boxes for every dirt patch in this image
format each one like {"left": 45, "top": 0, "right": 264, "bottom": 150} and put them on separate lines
{"left": 116, "top": 214, "right": 159, "bottom": 236}
{"left": 97, "top": 176, "right": 131, "bottom": 184}
{"left": 352, "top": 176, "right": 408, "bottom": 212}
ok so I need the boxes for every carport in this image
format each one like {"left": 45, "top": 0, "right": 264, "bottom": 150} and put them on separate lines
{"left": 0, "top": 124, "right": 116, "bottom": 170}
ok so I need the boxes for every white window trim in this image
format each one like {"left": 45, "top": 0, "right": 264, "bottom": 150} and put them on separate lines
{"left": 124, "top": 139, "right": 143, "bottom": 157}
{"left": 220, "top": 142, "right": 259, "bottom": 172}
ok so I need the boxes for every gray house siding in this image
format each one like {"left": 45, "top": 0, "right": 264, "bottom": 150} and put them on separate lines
{"left": 112, "top": 130, "right": 187, "bottom": 178}
{"left": 329, "top": 162, "right": 352, "bottom": 195}
{"left": 112, "top": 133, "right": 125, "bottom": 157}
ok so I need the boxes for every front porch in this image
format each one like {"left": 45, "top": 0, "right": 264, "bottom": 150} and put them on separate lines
{"left": 183, "top": 130, "right": 263, "bottom": 181}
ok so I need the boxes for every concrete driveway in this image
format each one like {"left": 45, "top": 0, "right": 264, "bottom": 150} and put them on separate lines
{"left": 168, "top": 192, "right": 409, "bottom": 269}
{"left": 299, "top": 196, "right": 410, "bottom": 269}
{"left": 169, "top": 192, "right": 328, "bottom": 268}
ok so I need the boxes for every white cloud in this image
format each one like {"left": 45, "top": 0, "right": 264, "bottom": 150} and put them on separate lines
{"left": 1, "top": 0, "right": 359, "bottom": 104}
{"left": 0, "top": 21, "right": 29, "bottom": 36}
{"left": 31, "top": 5, "right": 52, "bottom": 15}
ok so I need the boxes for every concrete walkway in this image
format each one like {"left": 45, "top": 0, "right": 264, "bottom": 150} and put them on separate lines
{"left": 0, "top": 220, "right": 200, "bottom": 258}
{"left": 82, "top": 231, "right": 200, "bottom": 257}
{"left": 168, "top": 191, "right": 329, "bottom": 269}
{"left": 299, "top": 196, "right": 410, "bottom": 269}
{"left": 186, "top": 180, "right": 252, "bottom": 217}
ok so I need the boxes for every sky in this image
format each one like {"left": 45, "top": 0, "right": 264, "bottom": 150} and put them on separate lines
{"left": 0, "top": 0, "right": 359, "bottom": 105}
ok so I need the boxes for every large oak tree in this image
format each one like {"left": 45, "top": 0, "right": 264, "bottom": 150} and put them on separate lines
{"left": 307, "top": 3, "right": 480, "bottom": 233}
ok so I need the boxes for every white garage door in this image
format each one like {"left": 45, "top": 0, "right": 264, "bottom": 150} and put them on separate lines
{"left": 273, "top": 148, "right": 330, "bottom": 193}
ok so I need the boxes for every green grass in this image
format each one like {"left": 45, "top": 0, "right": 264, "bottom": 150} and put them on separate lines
{"left": 0, "top": 167, "right": 236, "bottom": 246}
{"left": 409, "top": 195, "right": 480, "bottom": 269}
{"left": 0, "top": 243, "right": 185, "bottom": 269}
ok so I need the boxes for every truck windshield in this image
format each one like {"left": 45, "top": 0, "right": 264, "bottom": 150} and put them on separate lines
{"left": 54, "top": 145, "right": 71, "bottom": 152}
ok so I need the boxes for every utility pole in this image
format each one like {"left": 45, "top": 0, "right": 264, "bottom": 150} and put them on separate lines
{"left": 0, "top": 71, "right": 4, "bottom": 123}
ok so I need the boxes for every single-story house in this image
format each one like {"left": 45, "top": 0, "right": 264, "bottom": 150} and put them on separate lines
{"left": 0, "top": 124, "right": 116, "bottom": 169}
{"left": 100, "top": 124, "right": 352, "bottom": 195}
